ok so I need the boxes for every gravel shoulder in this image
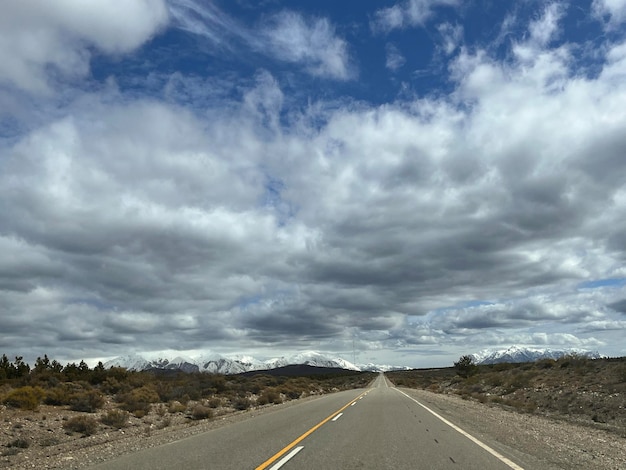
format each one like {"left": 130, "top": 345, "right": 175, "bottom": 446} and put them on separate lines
{"left": 400, "top": 388, "right": 626, "bottom": 470}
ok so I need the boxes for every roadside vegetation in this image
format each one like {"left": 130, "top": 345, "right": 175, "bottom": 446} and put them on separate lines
{"left": 386, "top": 355, "right": 626, "bottom": 437}
{"left": 0, "top": 354, "right": 375, "bottom": 461}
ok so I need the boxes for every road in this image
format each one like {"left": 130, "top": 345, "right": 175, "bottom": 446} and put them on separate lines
{"left": 90, "top": 374, "right": 526, "bottom": 470}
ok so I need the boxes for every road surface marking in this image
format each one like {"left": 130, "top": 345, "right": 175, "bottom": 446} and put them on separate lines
{"left": 268, "top": 446, "right": 304, "bottom": 470}
{"left": 350, "top": 402, "right": 356, "bottom": 406}
{"left": 331, "top": 412, "right": 343, "bottom": 422}
{"left": 394, "top": 389, "right": 524, "bottom": 470}
{"left": 255, "top": 390, "right": 367, "bottom": 470}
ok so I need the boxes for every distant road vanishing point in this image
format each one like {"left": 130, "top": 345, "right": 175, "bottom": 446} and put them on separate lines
{"left": 90, "top": 373, "right": 528, "bottom": 469}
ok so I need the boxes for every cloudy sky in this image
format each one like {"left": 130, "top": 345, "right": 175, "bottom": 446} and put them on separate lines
{"left": 1, "top": 0, "right": 626, "bottom": 368}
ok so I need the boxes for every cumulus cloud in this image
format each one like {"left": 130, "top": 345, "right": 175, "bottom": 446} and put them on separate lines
{"left": 2, "top": 2, "right": 626, "bottom": 365}
{"left": 593, "top": 0, "right": 626, "bottom": 28}
{"left": 0, "top": 0, "right": 168, "bottom": 93}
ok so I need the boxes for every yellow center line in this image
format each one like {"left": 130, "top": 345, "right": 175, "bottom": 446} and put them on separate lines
{"left": 254, "top": 390, "right": 368, "bottom": 470}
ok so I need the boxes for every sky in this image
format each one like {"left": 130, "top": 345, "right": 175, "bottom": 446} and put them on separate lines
{"left": 1, "top": 0, "right": 626, "bottom": 369}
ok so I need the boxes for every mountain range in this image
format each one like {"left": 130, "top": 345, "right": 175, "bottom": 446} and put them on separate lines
{"left": 471, "top": 346, "right": 602, "bottom": 365}
{"left": 101, "top": 346, "right": 603, "bottom": 375}
{"left": 102, "top": 351, "right": 408, "bottom": 374}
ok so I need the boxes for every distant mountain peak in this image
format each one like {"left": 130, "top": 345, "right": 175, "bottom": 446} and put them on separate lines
{"left": 471, "top": 346, "right": 602, "bottom": 365}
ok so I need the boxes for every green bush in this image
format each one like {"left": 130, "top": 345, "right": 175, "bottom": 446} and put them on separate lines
{"left": 3, "top": 386, "right": 45, "bottom": 410}
{"left": 63, "top": 416, "right": 98, "bottom": 436}
{"left": 454, "top": 355, "right": 478, "bottom": 378}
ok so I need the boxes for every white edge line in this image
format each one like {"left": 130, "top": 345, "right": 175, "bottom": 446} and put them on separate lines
{"left": 332, "top": 412, "right": 343, "bottom": 422}
{"left": 268, "top": 446, "right": 304, "bottom": 470}
{"left": 394, "top": 389, "right": 524, "bottom": 470}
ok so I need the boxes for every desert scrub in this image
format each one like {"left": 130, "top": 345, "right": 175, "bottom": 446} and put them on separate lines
{"left": 7, "top": 437, "right": 30, "bottom": 448}
{"left": 232, "top": 396, "right": 251, "bottom": 410}
{"left": 44, "top": 385, "right": 72, "bottom": 406}
{"left": 63, "top": 416, "right": 98, "bottom": 436}
{"left": 257, "top": 387, "right": 282, "bottom": 405}
{"left": 168, "top": 401, "right": 187, "bottom": 413}
{"left": 191, "top": 404, "right": 213, "bottom": 420}
{"left": 100, "top": 409, "right": 129, "bottom": 428}
{"left": 117, "top": 385, "right": 160, "bottom": 416}
{"left": 2, "top": 386, "right": 45, "bottom": 410}
{"left": 69, "top": 388, "right": 105, "bottom": 412}
{"left": 207, "top": 397, "right": 221, "bottom": 408}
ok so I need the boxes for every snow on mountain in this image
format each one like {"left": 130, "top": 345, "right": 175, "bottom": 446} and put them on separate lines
{"left": 264, "top": 351, "right": 360, "bottom": 371}
{"left": 359, "top": 363, "right": 412, "bottom": 372}
{"left": 471, "top": 346, "right": 602, "bottom": 365}
{"left": 104, "top": 354, "right": 151, "bottom": 371}
{"left": 103, "top": 351, "right": 364, "bottom": 374}
{"left": 331, "top": 357, "right": 361, "bottom": 371}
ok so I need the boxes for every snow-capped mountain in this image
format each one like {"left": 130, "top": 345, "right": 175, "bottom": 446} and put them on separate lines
{"left": 264, "top": 351, "right": 360, "bottom": 371}
{"left": 471, "top": 346, "right": 602, "bottom": 365}
{"left": 359, "top": 363, "right": 413, "bottom": 372}
{"left": 103, "top": 351, "right": 363, "bottom": 374}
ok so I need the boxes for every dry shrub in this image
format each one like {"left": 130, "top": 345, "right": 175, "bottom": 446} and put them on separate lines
{"left": 191, "top": 404, "right": 213, "bottom": 420}
{"left": 157, "top": 416, "right": 172, "bottom": 429}
{"left": 69, "top": 389, "right": 105, "bottom": 412}
{"left": 233, "top": 396, "right": 251, "bottom": 410}
{"left": 8, "top": 438, "right": 30, "bottom": 449}
{"left": 118, "top": 385, "right": 160, "bottom": 414}
{"left": 63, "top": 416, "right": 98, "bottom": 436}
{"left": 2, "top": 448, "right": 20, "bottom": 457}
{"left": 168, "top": 401, "right": 187, "bottom": 413}
{"left": 40, "top": 437, "right": 61, "bottom": 447}
{"left": 208, "top": 397, "right": 221, "bottom": 408}
{"left": 258, "top": 388, "right": 282, "bottom": 405}
{"left": 3, "top": 386, "right": 45, "bottom": 410}
{"left": 100, "top": 409, "right": 129, "bottom": 429}
{"left": 44, "top": 386, "right": 71, "bottom": 406}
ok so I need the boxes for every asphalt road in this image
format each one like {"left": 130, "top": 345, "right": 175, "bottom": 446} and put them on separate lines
{"left": 90, "top": 374, "right": 526, "bottom": 470}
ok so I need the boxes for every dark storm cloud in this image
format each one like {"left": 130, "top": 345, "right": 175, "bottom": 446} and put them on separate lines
{"left": 608, "top": 299, "right": 626, "bottom": 314}
{"left": 1, "top": 0, "right": 626, "bottom": 365}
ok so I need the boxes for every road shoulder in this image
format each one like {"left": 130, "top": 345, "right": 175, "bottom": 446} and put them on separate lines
{"left": 397, "top": 387, "right": 626, "bottom": 470}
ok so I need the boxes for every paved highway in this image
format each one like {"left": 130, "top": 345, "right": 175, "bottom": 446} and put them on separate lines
{"left": 90, "top": 374, "right": 526, "bottom": 469}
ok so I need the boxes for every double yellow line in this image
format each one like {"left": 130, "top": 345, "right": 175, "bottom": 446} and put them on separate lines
{"left": 255, "top": 390, "right": 368, "bottom": 470}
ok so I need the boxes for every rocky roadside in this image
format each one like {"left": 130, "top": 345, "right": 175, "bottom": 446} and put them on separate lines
{"left": 402, "top": 388, "right": 626, "bottom": 470}
{"left": 2, "top": 389, "right": 625, "bottom": 470}
{"left": 0, "top": 398, "right": 311, "bottom": 470}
